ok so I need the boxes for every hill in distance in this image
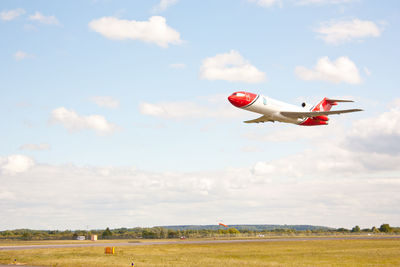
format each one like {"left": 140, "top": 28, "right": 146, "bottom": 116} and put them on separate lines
{"left": 157, "top": 224, "right": 333, "bottom": 231}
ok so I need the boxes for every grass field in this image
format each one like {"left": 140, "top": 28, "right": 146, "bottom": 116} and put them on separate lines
{"left": 1, "top": 238, "right": 400, "bottom": 266}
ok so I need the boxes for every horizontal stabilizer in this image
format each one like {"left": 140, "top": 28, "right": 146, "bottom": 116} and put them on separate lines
{"left": 281, "top": 109, "right": 363, "bottom": 119}
{"left": 244, "top": 115, "right": 274, "bottom": 123}
{"left": 326, "top": 98, "right": 354, "bottom": 103}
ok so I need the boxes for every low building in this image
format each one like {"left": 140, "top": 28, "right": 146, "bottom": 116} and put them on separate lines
{"left": 76, "top": 236, "right": 85, "bottom": 240}
{"left": 91, "top": 234, "right": 98, "bottom": 241}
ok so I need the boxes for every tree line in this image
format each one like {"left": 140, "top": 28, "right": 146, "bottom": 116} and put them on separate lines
{"left": 0, "top": 224, "right": 398, "bottom": 241}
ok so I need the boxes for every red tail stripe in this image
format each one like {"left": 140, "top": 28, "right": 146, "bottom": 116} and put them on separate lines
{"left": 312, "top": 97, "right": 335, "bottom": 112}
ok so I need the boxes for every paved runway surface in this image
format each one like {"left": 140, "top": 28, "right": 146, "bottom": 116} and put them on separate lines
{"left": 1, "top": 235, "right": 400, "bottom": 251}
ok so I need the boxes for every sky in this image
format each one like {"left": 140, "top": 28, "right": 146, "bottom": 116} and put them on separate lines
{"left": 1, "top": 0, "right": 400, "bottom": 230}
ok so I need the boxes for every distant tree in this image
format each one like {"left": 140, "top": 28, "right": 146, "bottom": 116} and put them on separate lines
{"left": 117, "top": 228, "right": 127, "bottom": 234}
{"left": 379, "top": 224, "right": 392, "bottom": 233}
{"left": 228, "top": 228, "right": 240, "bottom": 235}
{"left": 159, "top": 228, "right": 167, "bottom": 239}
{"left": 371, "top": 226, "right": 380, "bottom": 233}
{"left": 1, "top": 230, "right": 12, "bottom": 237}
{"left": 351, "top": 226, "right": 361, "bottom": 233}
{"left": 184, "top": 230, "right": 190, "bottom": 238}
{"left": 218, "top": 229, "right": 227, "bottom": 235}
{"left": 168, "top": 230, "right": 178, "bottom": 238}
{"left": 21, "top": 232, "right": 32, "bottom": 240}
{"left": 102, "top": 227, "right": 112, "bottom": 239}
{"left": 142, "top": 229, "right": 157, "bottom": 239}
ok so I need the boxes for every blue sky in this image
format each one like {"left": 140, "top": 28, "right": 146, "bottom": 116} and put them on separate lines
{"left": 1, "top": 0, "right": 400, "bottom": 230}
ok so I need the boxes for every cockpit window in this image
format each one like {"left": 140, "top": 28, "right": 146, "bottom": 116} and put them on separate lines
{"left": 263, "top": 97, "right": 267, "bottom": 105}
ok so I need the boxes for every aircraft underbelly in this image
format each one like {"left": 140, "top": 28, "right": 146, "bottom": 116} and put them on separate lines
{"left": 244, "top": 98, "right": 301, "bottom": 124}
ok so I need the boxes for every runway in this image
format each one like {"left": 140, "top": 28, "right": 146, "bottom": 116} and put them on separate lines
{"left": 1, "top": 235, "right": 399, "bottom": 251}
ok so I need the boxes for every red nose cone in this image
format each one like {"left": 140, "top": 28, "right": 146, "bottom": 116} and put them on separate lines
{"left": 228, "top": 91, "right": 257, "bottom": 108}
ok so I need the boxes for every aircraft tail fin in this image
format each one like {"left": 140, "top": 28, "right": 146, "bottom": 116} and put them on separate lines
{"left": 312, "top": 97, "right": 354, "bottom": 112}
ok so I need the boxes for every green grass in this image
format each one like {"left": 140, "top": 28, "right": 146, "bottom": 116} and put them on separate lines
{"left": 1, "top": 239, "right": 400, "bottom": 266}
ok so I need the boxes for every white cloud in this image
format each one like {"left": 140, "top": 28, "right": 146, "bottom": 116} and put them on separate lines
{"left": 250, "top": 139, "right": 400, "bottom": 181}
{"left": 14, "top": 51, "right": 34, "bottom": 61}
{"left": 296, "top": 0, "right": 356, "bottom": 5}
{"left": 1, "top": 146, "right": 400, "bottom": 229}
{"left": 90, "top": 96, "right": 120, "bottom": 109}
{"left": 199, "top": 50, "right": 266, "bottom": 83}
{"left": 0, "top": 155, "right": 34, "bottom": 175}
{"left": 252, "top": 144, "right": 368, "bottom": 178}
{"left": 344, "top": 101, "right": 400, "bottom": 155}
{"left": 295, "top": 56, "right": 361, "bottom": 84}
{"left": 139, "top": 94, "right": 244, "bottom": 119}
{"left": 19, "top": 143, "right": 51, "bottom": 151}
{"left": 0, "top": 189, "right": 15, "bottom": 200}
{"left": 152, "top": 0, "right": 179, "bottom": 13}
{"left": 50, "top": 107, "right": 118, "bottom": 135}
{"left": 88, "top": 16, "right": 182, "bottom": 47}
{"left": 248, "top": 0, "right": 282, "bottom": 8}
{"left": 315, "top": 19, "right": 381, "bottom": 44}
{"left": 28, "top": 12, "right": 59, "bottom": 25}
{"left": 169, "top": 63, "right": 186, "bottom": 69}
{"left": 0, "top": 8, "right": 25, "bottom": 21}
{"left": 389, "top": 99, "right": 400, "bottom": 109}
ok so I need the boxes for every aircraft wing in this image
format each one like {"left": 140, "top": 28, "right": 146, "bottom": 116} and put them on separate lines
{"left": 244, "top": 115, "right": 274, "bottom": 123}
{"left": 281, "top": 109, "right": 363, "bottom": 119}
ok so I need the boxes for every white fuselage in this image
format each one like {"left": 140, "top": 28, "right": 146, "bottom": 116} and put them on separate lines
{"left": 243, "top": 94, "right": 306, "bottom": 124}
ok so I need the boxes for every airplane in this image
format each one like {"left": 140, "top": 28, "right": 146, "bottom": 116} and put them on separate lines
{"left": 228, "top": 91, "right": 363, "bottom": 126}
